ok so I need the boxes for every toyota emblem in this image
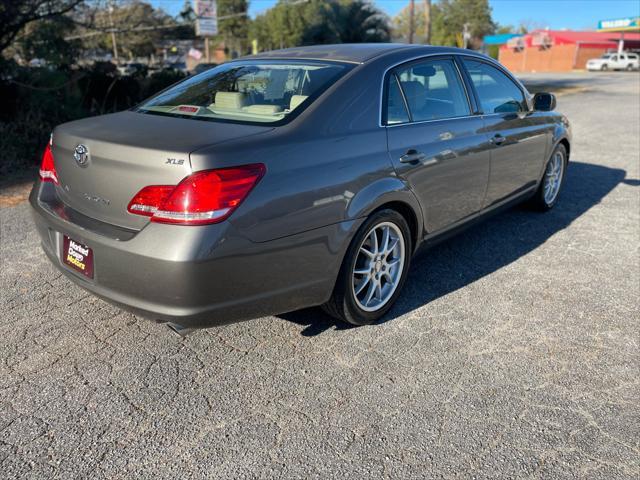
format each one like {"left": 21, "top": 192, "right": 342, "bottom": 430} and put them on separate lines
{"left": 74, "top": 144, "right": 89, "bottom": 167}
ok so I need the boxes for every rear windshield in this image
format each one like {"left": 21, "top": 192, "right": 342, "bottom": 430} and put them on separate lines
{"left": 137, "top": 61, "right": 350, "bottom": 125}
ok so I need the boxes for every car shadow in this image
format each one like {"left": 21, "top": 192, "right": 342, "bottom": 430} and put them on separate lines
{"left": 279, "top": 161, "right": 634, "bottom": 336}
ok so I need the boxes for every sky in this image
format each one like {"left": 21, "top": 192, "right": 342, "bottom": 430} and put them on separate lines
{"left": 151, "top": 0, "right": 640, "bottom": 31}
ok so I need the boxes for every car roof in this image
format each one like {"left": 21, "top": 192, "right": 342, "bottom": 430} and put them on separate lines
{"left": 244, "top": 43, "right": 474, "bottom": 64}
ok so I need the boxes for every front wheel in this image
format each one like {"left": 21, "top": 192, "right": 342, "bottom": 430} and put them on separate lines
{"left": 530, "top": 144, "right": 567, "bottom": 211}
{"left": 323, "top": 209, "right": 412, "bottom": 325}
{"left": 601, "top": 64, "right": 608, "bottom": 71}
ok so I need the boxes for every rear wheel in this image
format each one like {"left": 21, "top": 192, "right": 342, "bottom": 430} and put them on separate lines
{"left": 530, "top": 144, "right": 567, "bottom": 211}
{"left": 627, "top": 64, "right": 634, "bottom": 71}
{"left": 323, "top": 209, "right": 412, "bottom": 325}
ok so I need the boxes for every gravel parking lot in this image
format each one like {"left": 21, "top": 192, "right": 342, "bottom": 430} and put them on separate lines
{"left": 1, "top": 72, "right": 638, "bottom": 479}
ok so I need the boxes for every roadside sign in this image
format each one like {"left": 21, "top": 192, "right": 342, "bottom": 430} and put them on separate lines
{"left": 195, "top": 0, "right": 218, "bottom": 36}
{"left": 597, "top": 17, "right": 640, "bottom": 32}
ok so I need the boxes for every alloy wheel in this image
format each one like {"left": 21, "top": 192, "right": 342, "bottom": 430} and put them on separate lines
{"left": 543, "top": 150, "right": 565, "bottom": 205}
{"left": 351, "top": 221, "right": 405, "bottom": 312}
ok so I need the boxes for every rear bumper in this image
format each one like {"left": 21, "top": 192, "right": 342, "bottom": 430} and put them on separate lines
{"left": 30, "top": 182, "right": 359, "bottom": 329}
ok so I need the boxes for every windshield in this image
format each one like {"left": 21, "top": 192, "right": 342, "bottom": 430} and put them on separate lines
{"left": 601, "top": 54, "right": 612, "bottom": 59}
{"left": 138, "top": 61, "right": 350, "bottom": 125}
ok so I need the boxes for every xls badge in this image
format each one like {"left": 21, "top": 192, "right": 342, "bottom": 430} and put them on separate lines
{"left": 74, "top": 144, "right": 89, "bottom": 167}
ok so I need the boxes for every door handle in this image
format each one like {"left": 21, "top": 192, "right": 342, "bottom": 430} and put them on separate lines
{"left": 491, "top": 134, "right": 506, "bottom": 146}
{"left": 400, "top": 149, "right": 427, "bottom": 164}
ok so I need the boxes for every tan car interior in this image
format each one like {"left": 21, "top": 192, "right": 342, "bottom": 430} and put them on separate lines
{"left": 209, "top": 92, "right": 309, "bottom": 117}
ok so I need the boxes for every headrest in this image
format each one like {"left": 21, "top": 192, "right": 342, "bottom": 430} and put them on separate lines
{"left": 289, "top": 95, "right": 308, "bottom": 111}
{"left": 214, "top": 92, "right": 246, "bottom": 110}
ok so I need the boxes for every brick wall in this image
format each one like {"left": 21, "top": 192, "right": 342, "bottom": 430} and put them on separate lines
{"left": 499, "top": 44, "right": 609, "bottom": 72}
{"left": 574, "top": 47, "right": 609, "bottom": 69}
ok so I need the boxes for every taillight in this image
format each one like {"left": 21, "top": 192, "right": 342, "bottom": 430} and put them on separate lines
{"left": 127, "top": 185, "right": 175, "bottom": 217}
{"left": 127, "top": 164, "right": 265, "bottom": 225}
{"left": 39, "top": 143, "right": 58, "bottom": 184}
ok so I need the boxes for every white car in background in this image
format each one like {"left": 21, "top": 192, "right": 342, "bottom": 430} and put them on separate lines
{"left": 586, "top": 52, "right": 639, "bottom": 71}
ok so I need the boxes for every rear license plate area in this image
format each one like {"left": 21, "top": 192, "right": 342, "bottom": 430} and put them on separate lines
{"left": 62, "top": 235, "right": 94, "bottom": 279}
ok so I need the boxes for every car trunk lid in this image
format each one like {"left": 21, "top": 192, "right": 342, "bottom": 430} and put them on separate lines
{"left": 52, "top": 111, "right": 272, "bottom": 230}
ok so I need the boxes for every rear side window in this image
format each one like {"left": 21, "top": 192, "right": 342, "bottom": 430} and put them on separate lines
{"left": 385, "top": 58, "right": 470, "bottom": 124}
{"left": 462, "top": 59, "right": 526, "bottom": 114}
{"left": 386, "top": 75, "right": 410, "bottom": 125}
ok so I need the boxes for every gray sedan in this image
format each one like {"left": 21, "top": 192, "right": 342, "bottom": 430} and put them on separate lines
{"left": 30, "top": 44, "right": 571, "bottom": 333}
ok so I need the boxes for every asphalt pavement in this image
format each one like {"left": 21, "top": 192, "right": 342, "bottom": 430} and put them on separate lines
{"left": 1, "top": 71, "right": 639, "bottom": 479}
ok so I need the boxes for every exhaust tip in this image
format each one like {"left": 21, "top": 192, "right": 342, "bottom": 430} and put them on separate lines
{"left": 166, "top": 322, "right": 195, "bottom": 337}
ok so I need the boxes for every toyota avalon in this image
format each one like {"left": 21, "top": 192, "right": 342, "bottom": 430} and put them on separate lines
{"left": 30, "top": 44, "right": 571, "bottom": 333}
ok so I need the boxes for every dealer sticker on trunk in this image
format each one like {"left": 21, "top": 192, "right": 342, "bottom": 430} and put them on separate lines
{"left": 62, "top": 235, "right": 94, "bottom": 279}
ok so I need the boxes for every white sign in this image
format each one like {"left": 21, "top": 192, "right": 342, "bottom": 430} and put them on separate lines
{"left": 188, "top": 48, "right": 203, "bottom": 60}
{"left": 195, "top": 0, "right": 218, "bottom": 36}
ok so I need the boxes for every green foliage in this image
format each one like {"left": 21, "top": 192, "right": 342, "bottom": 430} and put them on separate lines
{"left": 179, "top": 0, "right": 196, "bottom": 22}
{"left": 217, "top": 0, "right": 249, "bottom": 57}
{"left": 393, "top": 0, "right": 495, "bottom": 47}
{"left": 0, "top": 0, "right": 84, "bottom": 54}
{"left": 431, "top": 0, "right": 495, "bottom": 47}
{"left": 81, "top": 2, "right": 176, "bottom": 59}
{"left": 393, "top": 3, "right": 441, "bottom": 43}
{"left": 0, "top": 63, "right": 186, "bottom": 176}
{"left": 250, "top": 0, "right": 390, "bottom": 52}
{"left": 19, "top": 16, "right": 80, "bottom": 68}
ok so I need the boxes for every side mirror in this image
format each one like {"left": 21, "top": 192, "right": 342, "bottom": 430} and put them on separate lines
{"left": 533, "top": 92, "right": 556, "bottom": 111}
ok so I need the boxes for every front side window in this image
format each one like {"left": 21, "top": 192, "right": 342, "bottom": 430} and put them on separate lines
{"left": 462, "top": 59, "right": 526, "bottom": 114}
{"left": 138, "top": 61, "right": 350, "bottom": 124}
{"left": 387, "top": 58, "right": 470, "bottom": 123}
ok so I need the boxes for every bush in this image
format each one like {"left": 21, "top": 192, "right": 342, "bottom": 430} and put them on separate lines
{"left": 0, "top": 62, "right": 187, "bottom": 177}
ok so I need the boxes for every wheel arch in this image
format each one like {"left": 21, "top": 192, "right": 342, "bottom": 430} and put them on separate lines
{"left": 346, "top": 177, "right": 424, "bottom": 253}
{"left": 558, "top": 137, "right": 571, "bottom": 161}
{"left": 371, "top": 201, "right": 420, "bottom": 252}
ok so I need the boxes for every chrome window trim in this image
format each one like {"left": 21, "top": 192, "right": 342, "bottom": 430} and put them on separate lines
{"left": 385, "top": 113, "right": 479, "bottom": 128}
{"left": 379, "top": 52, "right": 529, "bottom": 128}
{"left": 240, "top": 56, "right": 363, "bottom": 65}
{"left": 391, "top": 73, "right": 412, "bottom": 123}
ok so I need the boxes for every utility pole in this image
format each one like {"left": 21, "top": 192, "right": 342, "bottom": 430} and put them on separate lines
{"left": 463, "top": 22, "right": 471, "bottom": 49}
{"left": 408, "top": 0, "right": 415, "bottom": 44}
{"left": 423, "top": 0, "right": 431, "bottom": 44}
{"left": 108, "top": 0, "right": 118, "bottom": 61}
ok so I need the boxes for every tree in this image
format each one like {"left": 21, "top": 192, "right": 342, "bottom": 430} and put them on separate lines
{"left": 0, "top": 0, "right": 84, "bottom": 54}
{"left": 250, "top": 0, "right": 390, "bottom": 52}
{"left": 179, "top": 0, "right": 195, "bottom": 22}
{"left": 173, "top": 0, "right": 196, "bottom": 39}
{"left": 393, "top": 2, "right": 440, "bottom": 43}
{"left": 217, "top": 0, "right": 249, "bottom": 58}
{"left": 19, "top": 15, "right": 80, "bottom": 67}
{"left": 81, "top": 2, "right": 176, "bottom": 59}
{"left": 422, "top": 0, "right": 431, "bottom": 44}
{"left": 315, "top": 0, "right": 390, "bottom": 44}
{"left": 430, "top": 0, "right": 495, "bottom": 48}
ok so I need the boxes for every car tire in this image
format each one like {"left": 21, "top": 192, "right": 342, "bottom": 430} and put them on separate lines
{"left": 627, "top": 64, "right": 634, "bottom": 71}
{"left": 323, "top": 209, "right": 412, "bottom": 326}
{"left": 530, "top": 143, "right": 568, "bottom": 211}
{"left": 601, "top": 64, "right": 608, "bottom": 71}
